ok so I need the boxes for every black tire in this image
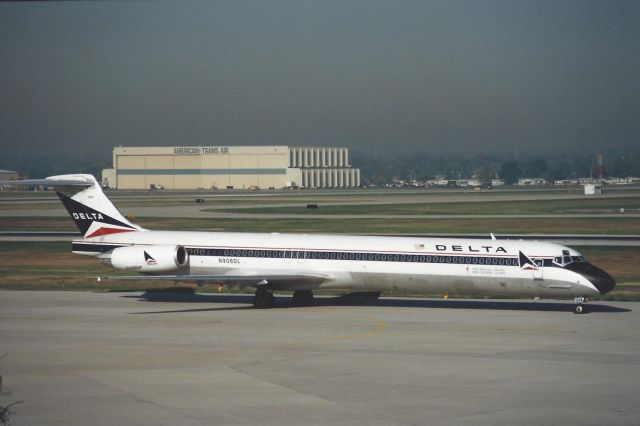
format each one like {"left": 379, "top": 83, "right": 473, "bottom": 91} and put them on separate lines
{"left": 253, "top": 291, "right": 275, "bottom": 309}
{"left": 292, "top": 290, "right": 314, "bottom": 306}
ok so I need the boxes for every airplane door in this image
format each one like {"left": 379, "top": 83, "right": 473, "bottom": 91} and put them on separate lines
{"left": 533, "top": 259, "right": 544, "bottom": 280}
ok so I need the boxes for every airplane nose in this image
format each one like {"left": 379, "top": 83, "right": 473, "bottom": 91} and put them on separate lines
{"left": 588, "top": 266, "right": 616, "bottom": 295}
{"left": 567, "top": 262, "right": 616, "bottom": 295}
{"left": 566, "top": 262, "right": 616, "bottom": 294}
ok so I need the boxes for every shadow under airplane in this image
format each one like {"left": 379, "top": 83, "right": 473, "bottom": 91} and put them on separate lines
{"left": 121, "top": 287, "right": 631, "bottom": 315}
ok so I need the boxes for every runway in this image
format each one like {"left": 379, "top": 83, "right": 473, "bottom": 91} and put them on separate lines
{"left": 2, "top": 188, "right": 640, "bottom": 219}
{"left": 2, "top": 205, "right": 640, "bottom": 219}
{"left": 1, "top": 290, "right": 639, "bottom": 425}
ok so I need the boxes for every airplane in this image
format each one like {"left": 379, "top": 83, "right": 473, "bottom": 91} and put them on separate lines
{"left": 1, "top": 174, "right": 615, "bottom": 313}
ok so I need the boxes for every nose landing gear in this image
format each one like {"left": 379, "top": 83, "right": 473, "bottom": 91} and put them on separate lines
{"left": 574, "top": 297, "right": 587, "bottom": 314}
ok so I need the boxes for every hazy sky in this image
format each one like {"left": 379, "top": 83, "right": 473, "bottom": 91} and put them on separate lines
{"left": 0, "top": 1, "right": 638, "bottom": 158}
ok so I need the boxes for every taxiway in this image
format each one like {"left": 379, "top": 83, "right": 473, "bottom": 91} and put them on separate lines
{"left": 1, "top": 290, "right": 638, "bottom": 425}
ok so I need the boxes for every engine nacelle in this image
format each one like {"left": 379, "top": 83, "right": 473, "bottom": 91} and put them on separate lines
{"left": 107, "top": 245, "right": 189, "bottom": 273}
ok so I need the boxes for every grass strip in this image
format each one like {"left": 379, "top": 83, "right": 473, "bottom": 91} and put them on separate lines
{"left": 204, "top": 196, "right": 640, "bottom": 215}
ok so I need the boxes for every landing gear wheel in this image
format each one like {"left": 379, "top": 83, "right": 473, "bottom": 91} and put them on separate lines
{"left": 574, "top": 297, "right": 586, "bottom": 314}
{"left": 253, "top": 289, "right": 275, "bottom": 309}
{"left": 292, "top": 290, "right": 315, "bottom": 307}
{"left": 574, "top": 304, "right": 584, "bottom": 314}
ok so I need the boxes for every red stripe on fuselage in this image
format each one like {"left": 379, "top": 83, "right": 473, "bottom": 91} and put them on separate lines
{"left": 86, "top": 227, "right": 135, "bottom": 238}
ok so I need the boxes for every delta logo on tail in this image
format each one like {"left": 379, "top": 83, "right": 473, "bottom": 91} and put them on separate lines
{"left": 144, "top": 251, "right": 157, "bottom": 266}
{"left": 519, "top": 251, "right": 541, "bottom": 270}
{"left": 56, "top": 192, "right": 137, "bottom": 238}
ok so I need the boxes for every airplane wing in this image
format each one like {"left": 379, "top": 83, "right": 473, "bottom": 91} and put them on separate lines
{"left": 97, "top": 272, "right": 330, "bottom": 290}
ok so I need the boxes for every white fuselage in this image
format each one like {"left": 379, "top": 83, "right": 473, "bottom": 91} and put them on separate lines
{"left": 74, "top": 231, "right": 601, "bottom": 298}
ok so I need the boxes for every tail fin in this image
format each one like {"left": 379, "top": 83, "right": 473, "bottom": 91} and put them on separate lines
{"left": 1, "top": 174, "right": 145, "bottom": 238}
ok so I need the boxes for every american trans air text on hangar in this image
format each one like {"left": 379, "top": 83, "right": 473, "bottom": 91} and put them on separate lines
{"left": 173, "top": 147, "right": 229, "bottom": 155}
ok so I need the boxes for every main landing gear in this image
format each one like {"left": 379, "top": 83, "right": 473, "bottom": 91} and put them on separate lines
{"left": 253, "top": 287, "right": 275, "bottom": 309}
{"left": 574, "top": 297, "right": 587, "bottom": 314}
{"left": 253, "top": 289, "right": 316, "bottom": 309}
{"left": 292, "top": 290, "right": 315, "bottom": 307}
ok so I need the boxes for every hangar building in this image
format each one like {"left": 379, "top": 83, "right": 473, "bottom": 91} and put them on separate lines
{"left": 101, "top": 146, "right": 360, "bottom": 190}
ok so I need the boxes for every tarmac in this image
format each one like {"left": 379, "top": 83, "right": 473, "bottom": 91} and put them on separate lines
{"left": 2, "top": 188, "right": 640, "bottom": 219}
{"left": 3, "top": 204, "right": 640, "bottom": 219}
{"left": 1, "top": 290, "right": 639, "bottom": 425}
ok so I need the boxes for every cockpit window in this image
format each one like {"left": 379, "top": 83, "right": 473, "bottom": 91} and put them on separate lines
{"left": 554, "top": 254, "right": 586, "bottom": 267}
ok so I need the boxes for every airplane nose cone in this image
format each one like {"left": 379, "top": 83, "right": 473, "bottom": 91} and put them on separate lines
{"left": 566, "top": 262, "right": 616, "bottom": 295}
{"left": 589, "top": 266, "right": 616, "bottom": 295}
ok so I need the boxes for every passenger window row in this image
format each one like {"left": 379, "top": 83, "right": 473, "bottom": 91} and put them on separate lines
{"left": 186, "top": 247, "right": 524, "bottom": 266}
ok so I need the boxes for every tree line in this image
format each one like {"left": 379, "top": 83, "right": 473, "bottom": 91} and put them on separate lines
{"left": 352, "top": 146, "right": 640, "bottom": 185}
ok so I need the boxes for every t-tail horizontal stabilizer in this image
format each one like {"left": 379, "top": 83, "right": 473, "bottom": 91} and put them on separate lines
{"left": 0, "top": 174, "right": 145, "bottom": 238}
